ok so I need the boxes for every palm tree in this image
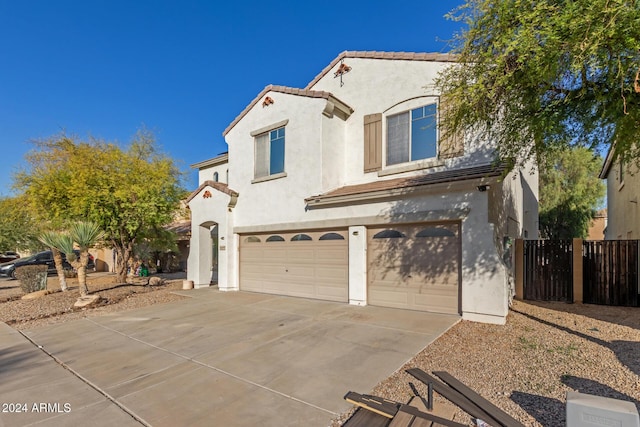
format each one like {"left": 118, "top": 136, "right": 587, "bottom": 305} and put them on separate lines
{"left": 43, "top": 222, "right": 104, "bottom": 296}
{"left": 39, "top": 231, "right": 69, "bottom": 292}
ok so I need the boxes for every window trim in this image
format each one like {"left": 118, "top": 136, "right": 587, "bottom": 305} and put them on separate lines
{"left": 251, "top": 171, "right": 287, "bottom": 184}
{"left": 385, "top": 102, "right": 439, "bottom": 167}
{"left": 253, "top": 125, "right": 286, "bottom": 180}
{"left": 250, "top": 119, "right": 289, "bottom": 137}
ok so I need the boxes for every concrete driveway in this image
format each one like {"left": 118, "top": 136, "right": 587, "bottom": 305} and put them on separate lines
{"left": 2, "top": 289, "right": 459, "bottom": 426}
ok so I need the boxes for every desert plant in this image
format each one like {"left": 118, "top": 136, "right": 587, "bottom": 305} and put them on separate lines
{"left": 43, "top": 222, "right": 103, "bottom": 296}
{"left": 15, "top": 264, "right": 48, "bottom": 294}
{"left": 39, "top": 231, "right": 69, "bottom": 291}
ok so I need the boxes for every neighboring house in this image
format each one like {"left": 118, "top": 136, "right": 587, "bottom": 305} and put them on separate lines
{"left": 187, "top": 51, "right": 538, "bottom": 324}
{"left": 600, "top": 148, "right": 640, "bottom": 239}
{"left": 586, "top": 209, "right": 607, "bottom": 240}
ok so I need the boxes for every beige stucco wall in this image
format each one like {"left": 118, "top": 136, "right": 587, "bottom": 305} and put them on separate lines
{"left": 605, "top": 161, "right": 640, "bottom": 239}
{"left": 198, "top": 162, "right": 228, "bottom": 185}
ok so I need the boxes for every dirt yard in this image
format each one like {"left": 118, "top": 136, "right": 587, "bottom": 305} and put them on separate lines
{"left": 332, "top": 300, "right": 640, "bottom": 426}
{"left": 0, "top": 271, "right": 188, "bottom": 330}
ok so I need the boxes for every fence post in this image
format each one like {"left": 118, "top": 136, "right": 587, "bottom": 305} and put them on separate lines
{"left": 515, "top": 239, "right": 524, "bottom": 300}
{"left": 572, "top": 238, "right": 583, "bottom": 303}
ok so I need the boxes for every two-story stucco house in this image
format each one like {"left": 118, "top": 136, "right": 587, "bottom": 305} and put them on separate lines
{"left": 600, "top": 148, "right": 640, "bottom": 239}
{"left": 187, "top": 51, "right": 538, "bottom": 324}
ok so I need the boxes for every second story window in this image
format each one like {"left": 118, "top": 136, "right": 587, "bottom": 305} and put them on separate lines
{"left": 255, "top": 127, "right": 285, "bottom": 178}
{"left": 387, "top": 104, "right": 437, "bottom": 166}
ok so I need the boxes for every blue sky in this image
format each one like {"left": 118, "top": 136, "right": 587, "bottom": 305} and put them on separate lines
{"left": 0, "top": 1, "right": 464, "bottom": 196}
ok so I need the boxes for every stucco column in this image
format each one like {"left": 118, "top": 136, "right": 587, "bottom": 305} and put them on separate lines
{"left": 348, "top": 225, "right": 367, "bottom": 306}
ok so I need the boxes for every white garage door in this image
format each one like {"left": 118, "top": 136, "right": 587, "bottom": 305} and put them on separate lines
{"left": 367, "top": 223, "right": 460, "bottom": 314}
{"left": 239, "top": 229, "right": 348, "bottom": 302}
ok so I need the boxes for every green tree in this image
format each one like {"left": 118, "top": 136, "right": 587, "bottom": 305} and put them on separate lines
{"left": 15, "top": 129, "right": 185, "bottom": 282}
{"left": 0, "top": 195, "right": 42, "bottom": 252}
{"left": 437, "top": 0, "right": 640, "bottom": 168}
{"left": 539, "top": 147, "right": 605, "bottom": 238}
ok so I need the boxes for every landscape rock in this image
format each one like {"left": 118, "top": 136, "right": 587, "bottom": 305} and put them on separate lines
{"left": 73, "top": 294, "right": 101, "bottom": 308}
{"left": 21, "top": 290, "right": 51, "bottom": 300}
{"left": 126, "top": 276, "right": 149, "bottom": 286}
{"left": 148, "top": 277, "right": 165, "bottom": 286}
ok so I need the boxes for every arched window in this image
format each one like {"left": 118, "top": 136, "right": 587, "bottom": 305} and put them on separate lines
{"left": 213, "top": 172, "right": 219, "bottom": 182}
{"left": 416, "top": 227, "right": 456, "bottom": 238}
{"left": 372, "top": 229, "right": 405, "bottom": 239}
{"left": 244, "top": 236, "right": 261, "bottom": 243}
{"left": 291, "top": 234, "right": 312, "bottom": 241}
{"left": 319, "top": 232, "right": 345, "bottom": 240}
{"left": 266, "top": 235, "right": 285, "bottom": 242}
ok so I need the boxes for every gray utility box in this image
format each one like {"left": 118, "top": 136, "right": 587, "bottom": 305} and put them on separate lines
{"left": 567, "top": 391, "right": 639, "bottom": 427}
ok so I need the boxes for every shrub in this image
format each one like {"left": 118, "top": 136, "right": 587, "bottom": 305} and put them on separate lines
{"left": 15, "top": 265, "right": 48, "bottom": 294}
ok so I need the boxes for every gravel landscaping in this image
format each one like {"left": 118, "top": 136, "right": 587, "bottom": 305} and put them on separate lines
{"left": 1, "top": 275, "right": 638, "bottom": 427}
{"left": 0, "top": 272, "right": 188, "bottom": 330}
{"left": 332, "top": 300, "right": 640, "bottom": 426}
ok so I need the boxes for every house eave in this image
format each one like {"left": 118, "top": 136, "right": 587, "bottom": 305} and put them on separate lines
{"left": 190, "top": 153, "right": 229, "bottom": 170}
{"left": 599, "top": 145, "right": 615, "bottom": 179}
{"left": 305, "top": 176, "right": 499, "bottom": 208}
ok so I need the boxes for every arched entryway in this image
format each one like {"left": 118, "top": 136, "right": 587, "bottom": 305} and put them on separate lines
{"left": 210, "top": 224, "right": 218, "bottom": 285}
{"left": 196, "top": 220, "right": 219, "bottom": 286}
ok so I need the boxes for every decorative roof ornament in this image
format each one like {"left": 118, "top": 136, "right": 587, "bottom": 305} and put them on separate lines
{"left": 334, "top": 60, "right": 351, "bottom": 87}
{"left": 262, "top": 96, "right": 274, "bottom": 107}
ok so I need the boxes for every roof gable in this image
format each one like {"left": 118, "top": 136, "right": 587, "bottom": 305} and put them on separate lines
{"left": 304, "top": 50, "right": 457, "bottom": 90}
{"left": 222, "top": 85, "right": 352, "bottom": 137}
{"left": 186, "top": 180, "right": 238, "bottom": 204}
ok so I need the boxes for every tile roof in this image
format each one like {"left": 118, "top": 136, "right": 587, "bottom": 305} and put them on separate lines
{"left": 166, "top": 219, "right": 191, "bottom": 236}
{"left": 305, "top": 163, "right": 506, "bottom": 204}
{"left": 190, "top": 152, "right": 229, "bottom": 169}
{"left": 305, "top": 50, "right": 458, "bottom": 90}
{"left": 186, "top": 180, "right": 239, "bottom": 204}
{"left": 222, "top": 85, "right": 352, "bottom": 136}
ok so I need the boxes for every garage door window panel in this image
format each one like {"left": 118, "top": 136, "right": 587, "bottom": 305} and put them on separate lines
{"left": 266, "top": 235, "right": 285, "bottom": 242}
{"left": 415, "top": 227, "right": 456, "bottom": 238}
{"left": 319, "top": 232, "right": 345, "bottom": 240}
{"left": 291, "top": 234, "right": 312, "bottom": 241}
{"left": 372, "top": 229, "right": 405, "bottom": 239}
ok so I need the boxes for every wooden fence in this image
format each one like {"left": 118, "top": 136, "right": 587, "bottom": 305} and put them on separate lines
{"left": 523, "top": 240, "right": 573, "bottom": 302}
{"left": 516, "top": 239, "right": 639, "bottom": 307}
{"left": 583, "top": 240, "right": 639, "bottom": 306}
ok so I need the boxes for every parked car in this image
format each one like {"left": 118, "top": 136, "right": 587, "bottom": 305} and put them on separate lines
{"left": 0, "top": 251, "right": 20, "bottom": 263}
{"left": 0, "top": 250, "right": 95, "bottom": 280}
